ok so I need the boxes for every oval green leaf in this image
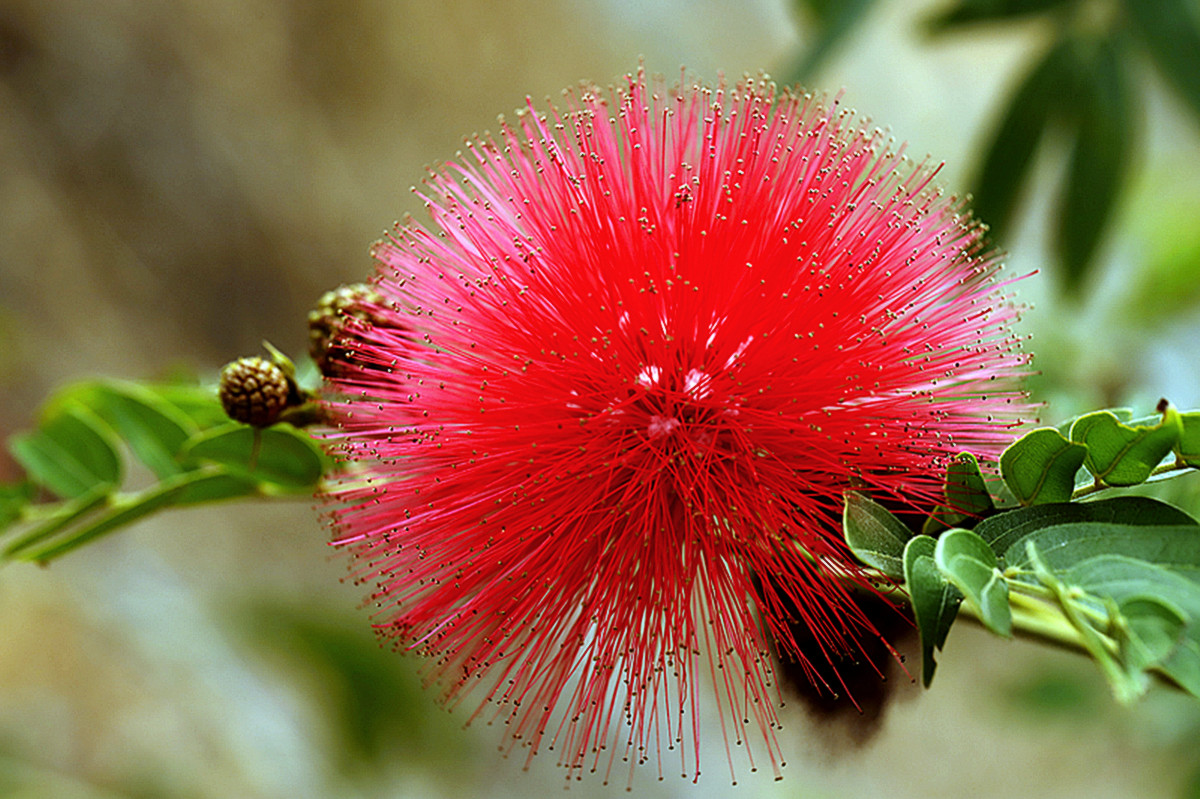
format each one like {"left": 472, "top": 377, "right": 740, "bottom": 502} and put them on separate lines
{"left": 1118, "top": 597, "right": 1187, "bottom": 674}
{"left": 1069, "top": 404, "right": 1182, "bottom": 486}
{"left": 80, "top": 381, "right": 197, "bottom": 479}
{"left": 968, "top": 39, "right": 1076, "bottom": 243}
{"left": 8, "top": 404, "right": 122, "bottom": 499}
{"left": 1064, "top": 554, "right": 1200, "bottom": 698}
{"left": 904, "top": 534, "right": 963, "bottom": 687}
{"left": 1005, "top": 522, "right": 1200, "bottom": 581}
{"left": 925, "top": 452, "right": 996, "bottom": 533}
{"left": 935, "top": 528, "right": 1012, "bottom": 637}
{"left": 1055, "top": 406, "right": 1133, "bottom": 437}
{"left": 183, "top": 424, "right": 326, "bottom": 491}
{"left": 999, "top": 427, "right": 1087, "bottom": 506}
{"left": 843, "top": 491, "right": 912, "bottom": 578}
{"left": 975, "top": 495, "right": 1198, "bottom": 567}
{"left": 1054, "top": 37, "right": 1133, "bottom": 292}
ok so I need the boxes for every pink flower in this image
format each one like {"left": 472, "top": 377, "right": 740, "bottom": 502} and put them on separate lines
{"left": 323, "top": 69, "right": 1029, "bottom": 784}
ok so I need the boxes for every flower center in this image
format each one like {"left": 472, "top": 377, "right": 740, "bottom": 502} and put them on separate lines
{"left": 625, "top": 364, "right": 739, "bottom": 453}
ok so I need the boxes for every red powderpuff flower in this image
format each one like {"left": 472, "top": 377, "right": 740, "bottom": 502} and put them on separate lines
{"left": 323, "top": 69, "right": 1030, "bottom": 784}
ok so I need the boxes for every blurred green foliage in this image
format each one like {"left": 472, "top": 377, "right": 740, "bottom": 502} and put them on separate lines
{"left": 790, "top": 0, "right": 1200, "bottom": 296}
{"left": 230, "top": 602, "right": 473, "bottom": 779}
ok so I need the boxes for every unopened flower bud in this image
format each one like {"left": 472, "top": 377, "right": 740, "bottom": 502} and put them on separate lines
{"left": 219, "top": 356, "right": 290, "bottom": 427}
{"left": 308, "top": 283, "right": 388, "bottom": 376}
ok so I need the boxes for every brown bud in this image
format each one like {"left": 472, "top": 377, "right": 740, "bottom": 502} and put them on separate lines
{"left": 307, "top": 283, "right": 388, "bottom": 376}
{"left": 218, "top": 356, "right": 290, "bottom": 427}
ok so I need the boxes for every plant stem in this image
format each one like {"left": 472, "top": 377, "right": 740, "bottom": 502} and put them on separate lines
{"left": 854, "top": 564, "right": 1096, "bottom": 655}
{"left": 1071, "top": 460, "right": 1196, "bottom": 500}
{"left": 9, "top": 467, "right": 256, "bottom": 564}
{"left": 960, "top": 586, "right": 1091, "bottom": 653}
{"left": 3, "top": 485, "right": 110, "bottom": 557}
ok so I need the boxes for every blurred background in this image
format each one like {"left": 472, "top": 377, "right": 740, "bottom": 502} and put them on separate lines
{"left": 2, "top": 0, "right": 1200, "bottom": 796}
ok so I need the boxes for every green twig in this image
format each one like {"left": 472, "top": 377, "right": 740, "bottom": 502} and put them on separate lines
{"left": 3, "top": 485, "right": 110, "bottom": 558}
{"left": 8, "top": 467, "right": 249, "bottom": 564}
{"left": 1024, "top": 541, "right": 1145, "bottom": 702}
{"left": 1071, "top": 460, "right": 1196, "bottom": 501}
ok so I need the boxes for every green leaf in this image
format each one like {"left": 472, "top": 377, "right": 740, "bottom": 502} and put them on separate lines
{"left": 148, "top": 382, "right": 231, "bottom": 429}
{"left": 925, "top": 0, "right": 1072, "bottom": 32}
{"left": 843, "top": 491, "right": 912, "bottom": 578}
{"left": 1117, "top": 597, "right": 1187, "bottom": 675}
{"left": 0, "top": 375, "right": 322, "bottom": 563}
{"left": 1065, "top": 555, "right": 1200, "bottom": 625}
{"left": 1054, "top": 37, "right": 1134, "bottom": 293}
{"left": 945, "top": 453, "right": 995, "bottom": 514}
{"left": 969, "top": 39, "right": 1075, "bottom": 243}
{"left": 975, "top": 496, "right": 1199, "bottom": 565}
{"left": 1176, "top": 411, "right": 1200, "bottom": 468}
{"left": 1158, "top": 633, "right": 1200, "bottom": 698}
{"left": 904, "top": 535, "right": 963, "bottom": 687}
{"left": 1160, "top": 637, "right": 1200, "bottom": 697}
{"left": 1124, "top": 0, "right": 1200, "bottom": 125}
{"left": 935, "top": 528, "right": 1012, "bottom": 637}
{"left": 64, "top": 382, "right": 197, "bottom": 479}
{"left": 1026, "top": 545, "right": 1152, "bottom": 702}
{"left": 925, "top": 452, "right": 995, "bottom": 533}
{"left": 183, "top": 424, "right": 326, "bottom": 491}
{"left": 1069, "top": 403, "right": 1183, "bottom": 486}
{"left": 1063, "top": 554, "right": 1200, "bottom": 697}
{"left": 999, "top": 427, "right": 1087, "bottom": 506}
{"left": 8, "top": 404, "right": 122, "bottom": 499}
{"left": 1006, "top": 523, "right": 1200, "bottom": 582}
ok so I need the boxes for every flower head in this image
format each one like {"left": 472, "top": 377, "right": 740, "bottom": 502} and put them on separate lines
{"left": 323, "top": 69, "right": 1030, "bottom": 784}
